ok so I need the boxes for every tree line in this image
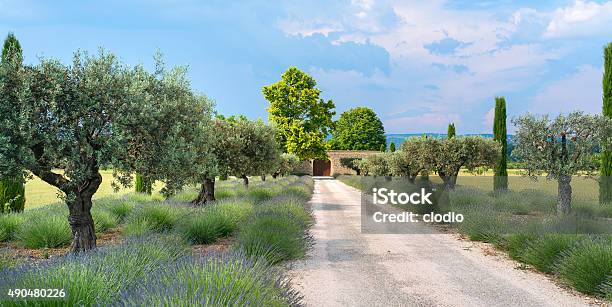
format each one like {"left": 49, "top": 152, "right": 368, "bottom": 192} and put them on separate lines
{"left": 0, "top": 34, "right": 301, "bottom": 251}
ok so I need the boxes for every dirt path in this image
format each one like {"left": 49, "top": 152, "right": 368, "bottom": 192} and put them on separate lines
{"left": 289, "top": 179, "right": 596, "bottom": 307}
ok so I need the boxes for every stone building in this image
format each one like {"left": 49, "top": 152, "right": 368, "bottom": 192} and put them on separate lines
{"left": 298, "top": 150, "right": 379, "bottom": 176}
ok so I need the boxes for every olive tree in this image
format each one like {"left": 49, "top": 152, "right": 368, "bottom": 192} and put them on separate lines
{"left": 359, "top": 154, "right": 389, "bottom": 176}
{"left": 512, "top": 112, "right": 612, "bottom": 214}
{"left": 422, "top": 137, "right": 499, "bottom": 189}
{"left": 393, "top": 137, "right": 433, "bottom": 183}
{"left": 0, "top": 50, "right": 211, "bottom": 251}
{"left": 191, "top": 117, "right": 280, "bottom": 205}
{"left": 273, "top": 153, "right": 300, "bottom": 178}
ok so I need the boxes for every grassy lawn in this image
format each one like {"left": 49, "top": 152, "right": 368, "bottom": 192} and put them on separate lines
{"left": 24, "top": 170, "right": 156, "bottom": 209}
{"left": 452, "top": 174, "right": 599, "bottom": 202}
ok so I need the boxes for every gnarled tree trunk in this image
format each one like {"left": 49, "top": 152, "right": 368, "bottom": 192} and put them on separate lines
{"left": 192, "top": 178, "right": 215, "bottom": 206}
{"left": 557, "top": 175, "right": 572, "bottom": 214}
{"left": 67, "top": 172, "right": 102, "bottom": 252}
{"left": 261, "top": 175, "right": 266, "bottom": 182}
{"left": 242, "top": 175, "right": 249, "bottom": 187}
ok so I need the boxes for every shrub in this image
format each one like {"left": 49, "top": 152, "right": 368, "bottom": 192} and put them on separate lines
{"left": 248, "top": 187, "right": 276, "bottom": 203}
{"left": 501, "top": 232, "right": 539, "bottom": 261}
{"left": 179, "top": 210, "right": 225, "bottom": 245}
{"left": 104, "top": 201, "right": 134, "bottom": 222}
{"left": 555, "top": 239, "right": 612, "bottom": 295}
{"left": 120, "top": 250, "right": 301, "bottom": 306}
{"left": 521, "top": 234, "right": 585, "bottom": 273}
{"left": 15, "top": 214, "right": 72, "bottom": 249}
{"left": 0, "top": 213, "right": 23, "bottom": 242}
{"left": 237, "top": 213, "right": 309, "bottom": 264}
{"left": 92, "top": 209, "right": 118, "bottom": 233}
{"left": 124, "top": 204, "right": 184, "bottom": 234}
{"left": 0, "top": 235, "right": 187, "bottom": 306}
{"left": 123, "top": 217, "right": 155, "bottom": 237}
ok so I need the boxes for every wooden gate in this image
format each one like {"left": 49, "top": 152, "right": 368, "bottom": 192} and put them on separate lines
{"left": 313, "top": 160, "right": 331, "bottom": 176}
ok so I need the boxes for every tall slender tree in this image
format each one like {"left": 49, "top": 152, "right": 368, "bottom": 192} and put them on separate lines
{"left": 0, "top": 32, "right": 25, "bottom": 213}
{"left": 447, "top": 123, "right": 456, "bottom": 139}
{"left": 601, "top": 42, "right": 612, "bottom": 204}
{"left": 493, "top": 97, "right": 508, "bottom": 191}
{"left": 389, "top": 142, "right": 396, "bottom": 152}
{"left": 134, "top": 174, "right": 152, "bottom": 194}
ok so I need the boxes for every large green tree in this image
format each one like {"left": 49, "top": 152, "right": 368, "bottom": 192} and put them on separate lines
{"left": 513, "top": 112, "right": 612, "bottom": 214}
{"left": 0, "top": 50, "right": 212, "bottom": 251}
{"left": 0, "top": 32, "right": 25, "bottom": 213}
{"left": 262, "top": 67, "right": 335, "bottom": 160}
{"left": 601, "top": 42, "right": 612, "bottom": 204}
{"left": 331, "top": 107, "right": 386, "bottom": 151}
{"left": 493, "top": 96, "right": 509, "bottom": 191}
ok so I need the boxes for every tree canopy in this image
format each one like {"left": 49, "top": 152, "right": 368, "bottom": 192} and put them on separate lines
{"left": 512, "top": 112, "right": 612, "bottom": 213}
{"left": 0, "top": 50, "right": 214, "bottom": 251}
{"left": 262, "top": 67, "right": 335, "bottom": 160}
{"left": 331, "top": 107, "right": 386, "bottom": 151}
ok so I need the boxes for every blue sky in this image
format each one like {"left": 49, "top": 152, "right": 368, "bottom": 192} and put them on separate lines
{"left": 1, "top": 0, "right": 611, "bottom": 133}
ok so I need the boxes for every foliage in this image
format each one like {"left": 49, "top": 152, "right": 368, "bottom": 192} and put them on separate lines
{"left": 512, "top": 112, "right": 612, "bottom": 213}
{"left": 124, "top": 204, "right": 186, "bottom": 235}
{"left": 522, "top": 234, "right": 584, "bottom": 273}
{"left": 555, "top": 239, "right": 612, "bottom": 295}
{"left": 217, "top": 118, "right": 280, "bottom": 182}
{"left": 0, "top": 49, "right": 213, "bottom": 250}
{"left": 493, "top": 96, "right": 508, "bottom": 191}
{"left": 418, "top": 137, "right": 500, "bottom": 188}
{"left": 0, "top": 235, "right": 187, "bottom": 306}
{"left": 120, "top": 250, "right": 301, "bottom": 306}
{"left": 330, "top": 107, "right": 386, "bottom": 151}
{"left": 236, "top": 179, "right": 313, "bottom": 264}
{"left": 0, "top": 178, "right": 24, "bottom": 213}
{"left": 0, "top": 32, "right": 25, "bottom": 213}
{"left": 601, "top": 42, "right": 612, "bottom": 204}
{"left": 340, "top": 157, "right": 362, "bottom": 175}
{"left": 359, "top": 154, "right": 390, "bottom": 176}
{"left": 276, "top": 153, "right": 301, "bottom": 176}
{"left": 134, "top": 173, "right": 152, "bottom": 194}
{"left": 447, "top": 123, "right": 455, "bottom": 138}
{"left": 0, "top": 213, "right": 22, "bottom": 242}
{"left": 389, "top": 142, "right": 396, "bottom": 152}
{"left": 15, "top": 214, "right": 72, "bottom": 249}
{"left": 263, "top": 67, "right": 335, "bottom": 160}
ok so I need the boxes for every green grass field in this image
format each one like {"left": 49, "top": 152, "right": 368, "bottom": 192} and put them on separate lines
{"left": 23, "top": 170, "right": 156, "bottom": 209}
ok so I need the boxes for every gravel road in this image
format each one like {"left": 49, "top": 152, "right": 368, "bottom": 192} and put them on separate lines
{"left": 288, "top": 179, "right": 596, "bottom": 307}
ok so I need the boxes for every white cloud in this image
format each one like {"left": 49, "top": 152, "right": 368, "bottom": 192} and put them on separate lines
{"left": 530, "top": 65, "right": 602, "bottom": 115}
{"left": 483, "top": 108, "right": 495, "bottom": 128}
{"left": 545, "top": 1, "right": 612, "bottom": 38}
{"left": 385, "top": 112, "right": 461, "bottom": 133}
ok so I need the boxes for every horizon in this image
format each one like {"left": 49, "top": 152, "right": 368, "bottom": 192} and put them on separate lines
{"left": 1, "top": 1, "right": 610, "bottom": 133}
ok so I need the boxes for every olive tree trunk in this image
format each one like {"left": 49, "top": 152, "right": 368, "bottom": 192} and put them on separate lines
{"left": 66, "top": 172, "right": 102, "bottom": 252}
{"left": 192, "top": 178, "right": 215, "bottom": 206}
{"left": 242, "top": 175, "right": 249, "bottom": 187}
{"left": 557, "top": 175, "right": 572, "bottom": 215}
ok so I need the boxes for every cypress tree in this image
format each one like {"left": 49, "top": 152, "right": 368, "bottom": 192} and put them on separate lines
{"left": 447, "top": 123, "right": 456, "bottom": 138}
{"left": 0, "top": 32, "right": 25, "bottom": 212}
{"left": 493, "top": 96, "right": 508, "bottom": 191}
{"left": 600, "top": 42, "right": 612, "bottom": 204}
{"left": 389, "top": 142, "right": 396, "bottom": 152}
{"left": 135, "top": 173, "right": 152, "bottom": 194}
{"left": 380, "top": 143, "right": 386, "bottom": 152}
